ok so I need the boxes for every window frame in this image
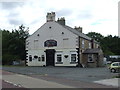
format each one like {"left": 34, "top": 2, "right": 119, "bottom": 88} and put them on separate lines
{"left": 41, "top": 55, "right": 45, "bottom": 61}
{"left": 89, "top": 42, "right": 91, "bottom": 49}
{"left": 88, "top": 54, "right": 94, "bottom": 62}
{"left": 70, "top": 52, "right": 77, "bottom": 64}
{"left": 29, "top": 55, "right": 32, "bottom": 61}
{"left": 38, "top": 57, "right": 41, "bottom": 61}
{"left": 55, "top": 52, "right": 63, "bottom": 64}
{"left": 82, "top": 39, "right": 85, "bottom": 48}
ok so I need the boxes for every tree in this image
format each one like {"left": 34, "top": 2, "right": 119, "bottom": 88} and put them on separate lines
{"left": 2, "top": 25, "right": 29, "bottom": 65}
{"left": 86, "top": 32, "right": 120, "bottom": 56}
{"left": 86, "top": 32, "right": 104, "bottom": 42}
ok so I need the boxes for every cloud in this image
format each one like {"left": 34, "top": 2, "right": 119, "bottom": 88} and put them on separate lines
{"left": 0, "top": 0, "right": 119, "bottom": 36}
{"left": 1, "top": 2, "right": 24, "bottom": 10}
{"left": 8, "top": 19, "right": 23, "bottom": 25}
{"left": 91, "top": 19, "right": 109, "bottom": 25}
{"left": 56, "top": 9, "right": 73, "bottom": 17}
{"left": 0, "top": 2, "right": 26, "bottom": 26}
{"left": 77, "top": 10, "right": 93, "bottom": 20}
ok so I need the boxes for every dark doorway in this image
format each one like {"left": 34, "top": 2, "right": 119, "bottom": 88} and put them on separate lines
{"left": 45, "top": 49, "right": 55, "bottom": 66}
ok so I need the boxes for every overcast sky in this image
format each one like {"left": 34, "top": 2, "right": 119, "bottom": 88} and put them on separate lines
{"left": 0, "top": 0, "right": 119, "bottom": 36}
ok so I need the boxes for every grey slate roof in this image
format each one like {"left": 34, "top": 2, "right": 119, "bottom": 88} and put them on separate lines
{"left": 83, "top": 48, "right": 101, "bottom": 54}
{"left": 56, "top": 22, "right": 92, "bottom": 40}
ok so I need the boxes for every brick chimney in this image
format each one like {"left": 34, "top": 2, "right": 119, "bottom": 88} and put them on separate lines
{"left": 57, "top": 17, "right": 65, "bottom": 26}
{"left": 74, "top": 26, "right": 82, "bottom": 33}
{"left": 46, "top": 12, "right": 56, "bottom": 22}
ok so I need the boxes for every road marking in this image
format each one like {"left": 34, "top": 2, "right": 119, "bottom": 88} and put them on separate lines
{"left": 4, "top": 80, "right": 23, "bottom": 87}
{"left": 3, "top": 74, "right": 74, "bottom": 88}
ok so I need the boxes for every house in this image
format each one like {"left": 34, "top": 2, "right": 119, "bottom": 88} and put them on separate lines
{"left": 26, "top": 12, "right": 103, "bottom": 67}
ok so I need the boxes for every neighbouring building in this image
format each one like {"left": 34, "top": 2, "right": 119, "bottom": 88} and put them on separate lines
{"left": 26, "top": 12, "right": 103, "bottom": 67}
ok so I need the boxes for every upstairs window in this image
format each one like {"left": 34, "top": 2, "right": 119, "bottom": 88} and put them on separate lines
{"left": 34, "top": 40, "right": 39, "bottom": 49}
{"left": 89, "top": 42, "right": 91, "bottom": 49}
{"left": 82, "top": 40, "right": 84, "bottom": 48}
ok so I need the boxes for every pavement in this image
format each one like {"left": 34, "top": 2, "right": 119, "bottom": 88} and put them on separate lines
{"left": 94, "top": 78, "right": 119, "bottom": 87}
{"left": 1, "top": 70, "right": 73, "bottom": 88}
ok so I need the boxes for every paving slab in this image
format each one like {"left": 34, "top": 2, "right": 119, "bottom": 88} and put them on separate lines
{"left": 94, "top": 78, "right": 120, "bottom": 87}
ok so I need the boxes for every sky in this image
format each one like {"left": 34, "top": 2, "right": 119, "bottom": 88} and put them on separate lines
{"left": 0, "top": 0, "right": 119, "bottom": 36}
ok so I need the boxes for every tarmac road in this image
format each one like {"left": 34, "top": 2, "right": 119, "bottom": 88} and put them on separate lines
{"left": 2, "top": 66, "right": 119, "bottom": 82}
{"left": 2, "top": 70, "right": 73, "bottom": 89}
{"left": 2, "top": 66, "right": 120, "bottom": 89}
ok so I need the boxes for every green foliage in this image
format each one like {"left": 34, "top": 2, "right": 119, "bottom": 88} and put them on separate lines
{"left": 2, "top": 25, "right": 29, "bottom": 65}
{"left": 86, "top": 32, "right": 104, "bottom": 42}
{"left": 86, "top": 32, "right": 120, "bottom": 56}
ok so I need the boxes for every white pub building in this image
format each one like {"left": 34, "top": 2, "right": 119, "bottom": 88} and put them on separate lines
{"left": 26, "top": 12, "right": 103, "bottom": 67}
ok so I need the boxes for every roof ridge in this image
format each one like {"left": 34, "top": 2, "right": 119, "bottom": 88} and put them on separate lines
{"left": 56, "top": 22, "right": 91, "bottom": 40}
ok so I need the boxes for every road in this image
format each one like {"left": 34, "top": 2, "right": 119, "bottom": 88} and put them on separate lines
{"left": 2, "top": 70, "right": 73, "bottom": 88}
{"left": 1, "top": 66, "right": 120, "bottom": 89}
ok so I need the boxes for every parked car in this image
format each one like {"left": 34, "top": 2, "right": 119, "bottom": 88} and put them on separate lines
{"left": 109, "top": 62, "right": 120, "bottom": 73}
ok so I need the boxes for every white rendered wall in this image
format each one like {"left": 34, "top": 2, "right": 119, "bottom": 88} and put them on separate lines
{"left": 26, "top": 21, "right": 78, "bottom": 66}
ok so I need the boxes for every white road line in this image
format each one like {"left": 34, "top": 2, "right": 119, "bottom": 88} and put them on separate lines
{"left": 3, "top": 74, "right": 74, "bottom": 88}
{"left": 4, "top": 80, "right": 23, "bottom": 87}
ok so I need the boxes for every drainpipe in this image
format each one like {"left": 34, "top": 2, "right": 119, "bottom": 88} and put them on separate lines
{"left": 77, "top": 36, "right": 81, "bottom": 67}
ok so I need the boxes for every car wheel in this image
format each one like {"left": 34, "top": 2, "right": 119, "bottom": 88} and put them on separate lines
{"left": 111, "top": 68, "right": 116, "bottom": 73}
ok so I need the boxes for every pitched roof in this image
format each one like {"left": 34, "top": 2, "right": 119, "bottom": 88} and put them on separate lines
{"left": 83, "top": 48, "right": 102, "bottom": 54}
{"left": 56, "top": 22, "right": 91, "bottom": 40}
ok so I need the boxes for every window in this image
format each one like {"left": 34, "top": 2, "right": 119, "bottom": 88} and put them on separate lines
{"left": 57, "top": 54, "right": 62, "bottom": 62}
{"left": 29, "top": 55, "right": 32, "bottom": 61}
{"left": 56, "top": 52, "right": 63, "bottom": 64}
{"left": 89, "top": 42, "right": 91, "bottom": 49}
{"left": 113, "top": 63, "right": 119, "bottom": 66}
{"left": 82, "top": 40, "right": 84, "bottom": 48}
{"left": 71, "top": 54, "right": 76, "bottom": 63}
{"left": 34, "top": 40, "right": 39, "bottom": 49}
{"left": 63, "top": 38, "right": 69, "bottom": 48}
{"left": 88, "top": 54, "right": 93, "bottom": 62}
{"left": 42, "top": 55, "right": 45, "bottom": 61}
{"left": 38, "top": 57, "right": 41, "bottom": 61}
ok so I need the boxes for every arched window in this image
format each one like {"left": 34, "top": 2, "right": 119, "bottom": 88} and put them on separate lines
{"left": 44, "top": 39, "right": 57, "bottom": 47}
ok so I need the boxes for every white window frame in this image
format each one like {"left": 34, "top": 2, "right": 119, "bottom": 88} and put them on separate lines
{"left": 70, "top": 52, "right": 77, "bottom": 63}
{"left": 88, "top": 54, "right": 94, "bottom": 62}
{"left": 34, "top": 40, "right": 39, "bottom": 49}
{"left": 29, "top": 55, "right": 32, "bottom": 61}
{"left": 82, "top": 40, "right": 84, "bottom": 48}
{"left": 57, "top": 54, "right": 62, "bottom": 63}
{"left": 55, "top": 52, "right": 63, "bottom": 64}
{"left": 89, "top": 42, "right": 91, "bottom": 49}
{"left": 41, "top": 55, "right": 45, "bottom": 62}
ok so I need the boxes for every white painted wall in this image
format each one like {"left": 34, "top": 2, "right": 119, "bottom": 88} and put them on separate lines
{"left": 26, "top": 22, "right": 78, "bottom": 50}
{"left": 26, "top": 21, "right": 78, "bottom": 66}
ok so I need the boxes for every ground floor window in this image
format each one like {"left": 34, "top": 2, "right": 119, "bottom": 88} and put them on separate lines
{"left": 57, "top": 54, "right": 62, "bottom": 62}
{"left": 29, "top": 55, "right": 32, "bottom": 61}
{"left": 38, "top": 57, "right": 41, "bottom": 61}
{"left": 88, "top": 54, "right": 93, "bottom": 62}
{"left": 56, "top": 53, "right": 63, "bottom": 64}
{"left": 71, "top": 54, "right": 76, "bottom": 63}
{"left": 42, "top": 55, "right": 45, "bottom": 61}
